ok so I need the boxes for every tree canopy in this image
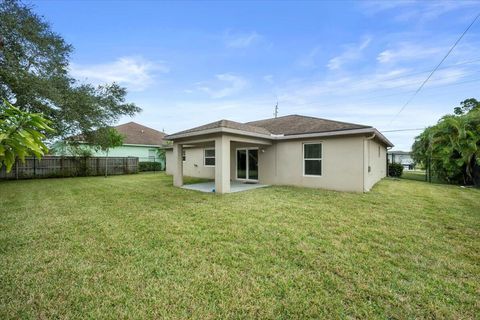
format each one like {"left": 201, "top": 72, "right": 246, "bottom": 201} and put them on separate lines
{"left": 87, "top": 127, "right": 124, "bottom": 154}
{"left": 86, "top": 127, "right": 124, "bottom": 177}
{"left": 0, "top": 0, "right": 141, "bottom": 140}
{"left": 412, "top": 98, "right": 480, "bottom": 186}
{"left": 0, "top": 99, "right": 53, "bottom": 172}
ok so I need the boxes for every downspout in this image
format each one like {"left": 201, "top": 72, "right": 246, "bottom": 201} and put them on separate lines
{"left": 386, "top": 146, "right": 393, "bottom": 177}
{"left": 363, "top": 134, "right": 376, "bottom": 192}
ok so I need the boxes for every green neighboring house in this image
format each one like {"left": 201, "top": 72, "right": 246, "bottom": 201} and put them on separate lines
{"left": 53, "top": 122, "right": 167, "bottom": 168}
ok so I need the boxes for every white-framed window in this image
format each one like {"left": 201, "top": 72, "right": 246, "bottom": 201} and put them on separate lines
{"left": 303, "top": 143, "right": 322, "bottom": 176}
{"left": 148, "top": 149, "right": 156, "bottom": 161}
{"left": 182, "top": 149, "right": 186, "bottom": 162}
{"left": 204, "top": 148, "right": 215, "bottom": 167}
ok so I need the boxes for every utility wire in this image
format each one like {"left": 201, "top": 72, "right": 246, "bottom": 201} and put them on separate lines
{"left": 279, "top": 57, "right": 480, "bottom": 107}
{"left": 387, "top": 12, "right": 480, "bottom": 126}
{"left": 283, "top": 76, "right": 480, "bottom": 111}
{"left": 278, "top": 68, "right": 480, "bottom": 109}
{"left": 381, "top": 128, "right": 425, "bottom": 133}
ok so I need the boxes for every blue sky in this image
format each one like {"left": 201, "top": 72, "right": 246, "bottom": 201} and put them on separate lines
{"left": 32, "top": 0, "right": 480, "bottom": 150}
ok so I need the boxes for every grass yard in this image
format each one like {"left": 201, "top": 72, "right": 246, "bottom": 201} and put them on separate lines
{"left": 1, "top": 173, "right": 479, "bottom": 319}
{"left": 401, "top": 170, "right": 428, "bottom": 182}
{"left": 401, "top": 170, "right": 445, "bottom": 184}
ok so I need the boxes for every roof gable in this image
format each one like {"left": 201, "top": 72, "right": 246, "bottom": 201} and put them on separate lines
{"left": 166, "top": 119, "right": 271, "bottom": 137}
{"left": 114, "top": 122, "right": 166, "bottom": 145}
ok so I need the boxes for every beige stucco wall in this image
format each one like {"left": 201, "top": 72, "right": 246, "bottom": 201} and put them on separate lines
{"left": 166, "top": 133, "right": 387, "bottom": 193}
{"left": 257, "top": 136, "right": 365, "bottom": 192}
{"left": 364, "top": 138, "right": 387, "bottom": 191}
{"left": 165, "top": 148, "right": 215, "bottom": 178}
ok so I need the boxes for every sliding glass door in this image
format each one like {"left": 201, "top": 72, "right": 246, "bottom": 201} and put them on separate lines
{"left": 237, "top": 149, "right": 247, "bottom": 179}
{"left": 236, "top": 148, "right": 258, "bottom": 181}
{"left": 248, "top": 149, "right": 258, "bottom": 180}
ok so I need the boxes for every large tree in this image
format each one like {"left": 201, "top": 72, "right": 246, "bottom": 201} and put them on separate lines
{"left": 0, "top": 0, "right": 140, "bottom": 140}
{"left": 412, "top": 98, "right": 480, "bottom": 186}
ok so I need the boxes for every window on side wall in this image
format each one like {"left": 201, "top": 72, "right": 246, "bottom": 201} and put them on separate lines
{"left": 148, "top": 149, "right": 156, "bottom": 160}
{"left": 204, "top": 148, "right": 215, "bottom": 167}
{"left": 303, "top": 143, "right": 322, "bottom": 176}
{"left": 182, "top": 149, "right": 186, "bottom": 162}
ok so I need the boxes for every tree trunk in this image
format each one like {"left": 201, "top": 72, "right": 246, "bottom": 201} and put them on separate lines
{"left": 105, "top": 150, "right": 108, "bottom": 178}
{"left": 473, "top": 157, "right": 480, "bottom": 187}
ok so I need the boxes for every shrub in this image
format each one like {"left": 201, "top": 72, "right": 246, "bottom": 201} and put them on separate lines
{"left": 412, "top": 99, "right": 480, "bottom": 185}
{"left": 388, "top": 163, "right": 404, "bottom": 177}
{"left": 139, "top": 161, "right": 163, "bottom": 172}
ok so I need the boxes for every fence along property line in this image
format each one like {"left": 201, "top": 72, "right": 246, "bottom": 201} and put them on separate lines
{"left": 0, "top": 156, "right": 139, "bottom": 180}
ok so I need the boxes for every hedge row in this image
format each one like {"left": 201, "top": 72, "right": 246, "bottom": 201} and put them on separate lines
{"left": 139, "top": 161, "right": 164, "bottom": 172}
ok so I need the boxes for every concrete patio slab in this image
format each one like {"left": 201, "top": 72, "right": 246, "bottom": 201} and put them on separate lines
{"left": 182, "top": 181, "right": 269, "bottom": 193}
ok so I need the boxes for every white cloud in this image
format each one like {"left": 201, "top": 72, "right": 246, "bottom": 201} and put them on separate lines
{"left": 196, "top": 73, "right": 248, "bottom": 98}
{"left": 263, "top": 75, "right": 274, "bottom": 84}
{"left": 297, "top": 46, "right": 322, "bottom": 68}
{"left": 70, "top": 56, "right": 168, "bottom": 91}
{"left": 377, "top": 43, "right": 444, "bottom": 64}
{"left": 359, "top": 0, "right": 477, "bottom": 22}
{"left": 327, "top": 36, "right": 372, "bottom": 70}
{"left": 278, "top": 66, "right": 472, "bottom": 105}
{"left": 225, "top": 31, "right": 261, "bottom": 48}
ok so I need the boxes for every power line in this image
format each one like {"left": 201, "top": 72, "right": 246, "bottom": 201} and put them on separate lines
{"left": 277, "top": 57, "right": 480, "bottom": 108}
{"left": 387, "top": 12, "right": 480, "bottom": 126}
{"left": 283, "top": 76, "right": 480, "bottom": 112}
{"left": 366, "top": 57, "right": 480, "bottom": 83}
{"left": 284, "top": 58, "right": 480, "bottom": 106}
{"left": 381, "top": 128, "right": 425, "bottom": 133}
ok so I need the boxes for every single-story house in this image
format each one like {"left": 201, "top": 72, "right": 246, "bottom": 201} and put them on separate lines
{"left": 53, "top": 122, "right": 167, "bottom": 165}
{"left": 164, "top": 114, "right": 393, "bottom": 193}
{"left": 388, "top": 151, "right": 415, "bottom": 170}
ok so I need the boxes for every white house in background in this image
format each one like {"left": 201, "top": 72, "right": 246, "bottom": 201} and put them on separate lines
{"left": 164, "top": 115, "right": 393, "bottom": 193}
{"left": 388, "top": 151, "right": 415, "bottom": 170}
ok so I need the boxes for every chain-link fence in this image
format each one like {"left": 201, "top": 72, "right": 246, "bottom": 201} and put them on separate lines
{"left": 398, "top": 157, "right": 475, "bottom": 185}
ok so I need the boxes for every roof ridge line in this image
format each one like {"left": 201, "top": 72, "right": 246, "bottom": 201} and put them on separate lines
{"left": 295, "top": 114, "right": 371, "bottom": 127}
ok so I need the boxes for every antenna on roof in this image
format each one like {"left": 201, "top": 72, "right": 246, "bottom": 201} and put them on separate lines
{"left": 273, "top": 97, "right": 279, "bottom": 118}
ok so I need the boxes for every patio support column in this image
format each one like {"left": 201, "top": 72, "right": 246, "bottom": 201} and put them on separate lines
{"left": 173, "top": 143, "right": 183, "bottom": 187}
{"left": 215, "top": 135, "right": 230, "bottom": 194}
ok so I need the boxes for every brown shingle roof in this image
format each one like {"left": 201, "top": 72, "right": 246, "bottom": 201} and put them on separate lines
{"left": 165, "top": 119, "right": 271, "bottom": 138}
{"left": 114, "top": 122, "right": 166, "bottom": 145}
{"left": 165, "top": 114, "right": 385, "bottom": 144}
{"left": 245, "top": 115, "right": 371, "bottom": 136}
{"left": 167, "top": 115, "right": 371, "bottom": 139}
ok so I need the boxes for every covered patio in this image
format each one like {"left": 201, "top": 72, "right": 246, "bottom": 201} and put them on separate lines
{"left": 182, "top": 181, "right": 269, "bottom": 193}
{"left": 165, "top": 120, "right": 273, "bottom": 194}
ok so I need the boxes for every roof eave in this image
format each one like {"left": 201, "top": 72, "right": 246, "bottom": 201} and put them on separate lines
{"left": 121, "top": 143, "right": 164, "bottom": 147}
{"left": 165, "top": 126, "right": 394, "bottom": 147}
{"left": 165, "top": 127, "right": 273, "bottom": 141}
{"left": 277, "top": 128, "right": 394, "bottom": 147}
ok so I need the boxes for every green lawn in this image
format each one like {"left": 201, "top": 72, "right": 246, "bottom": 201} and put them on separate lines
{"left": 1, "top": 173, "right": 479, "bottom": 319}
{"left": 401, "top": 170, "right": 427, "bottom": 181}
{"left": 401, "top": 170, "right": 444, "bottom": 183}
